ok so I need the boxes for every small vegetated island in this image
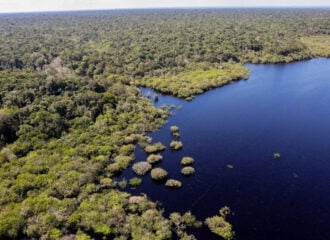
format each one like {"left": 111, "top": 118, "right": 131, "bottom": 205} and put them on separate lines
{"left": 0, "top": 8, "right": 329, "bottom": 240}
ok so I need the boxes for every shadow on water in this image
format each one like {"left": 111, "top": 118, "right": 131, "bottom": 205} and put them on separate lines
{"left": 121, "top": 58, "right": 330, "bottom": 240}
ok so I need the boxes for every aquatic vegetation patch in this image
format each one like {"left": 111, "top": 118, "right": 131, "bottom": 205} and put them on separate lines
{"left": 145, "top": 142, "right": 166, "bottom": 154}
{"left": 205, "top": 206, "right": 234, "bottom": 240}
{"left": 170, "top": 125, "right": 181, "bottom": 138}
{"left": 117, "top": 178, "right": 128, "bottom": 189}
{"left": 107, "top": 155, "right": 134, "bottom": 173}
{"left": 170, "top": 141, "right": 183, "bottom": 150}
{"left": 170, "top": 125, "right": 179, "bottom": 133}
{"left": 146, "top": 154, "right": 163, "bottom": 164}
{"left": 170, "top": 212, "right": 202, "bottom": 238}
{"left": 165, "top": 179, "right": 182, "bottom": 188}
{"left": 132, "top": 162, "right": 152, "bottom": 175}
{"left": 181, "top": 157, "right": 194, "bottom": 166}
{"left": 181, "top": 166, "right": 195, "bottom": 176}
{"left": 273, "top": 152, "right": 281, "bottom": 159}
{"left": 129, "top": 177, "right": 142, "bottom": 187}
{"left": 151, "top": 168, "right": 168, "bottom": 180}
{"left": 226, "top": 164, "right": 234, "bottom": 169}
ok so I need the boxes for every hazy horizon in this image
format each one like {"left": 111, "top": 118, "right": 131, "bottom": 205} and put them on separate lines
{"left": 0, "top": 0, "right": 329, "bottom": 13}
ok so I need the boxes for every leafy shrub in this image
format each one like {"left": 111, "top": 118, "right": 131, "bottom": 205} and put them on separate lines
{"left": 172, "top": 132, "right": 180, "bottom": 138}
{"left": 226, "top": 164, "right": 234, "bottom": 169}
{"left": 151, "top": 168, "right": 168, "bottom": 180}
{"left": 117, "top": 178, "right": 127, "bottom": 189}
{"left": 132, "top": 162, "right": 152, "bottom": 175}
{"left": 119, "top": 144, "right": 135, "bottom": 156}
{"left": 165, "top": 179, "right": 182, "bottom": 188}
{"left": 147, "top": 154, "right": 163, "bottom": 164}
{"left": 170, "top": 126, "right": 180, "bottom": 138}
{"left": 170, "top": 141, "right": 183, "bottom": 150}
{"left": 181, "top": 157, "right": 194, "bottom": 166}
{"left": 145, "top": 142, "right": 166, "bottom": 153}
{"left": 205, "top": 206, "right": 234, "bottom": 240}
{"left": 129, "top": 177, "right": 142, "bottom": 187}
{"left": 107, "top": 155, "right": 134, "bottom": 173}
{"left": 100, "top": 178, "right": 114, "bottom": 188}
{"left": 181, "top": 167, "right": 195, "bottom": 176}
{"left": 273, "top": 152, "right": 281, "bottom": 159}
{"left": 170, "top": 212, "right": 202, "bottom": 238}
{"left": 170, "top": 126, "right": 179, "bottom": 133}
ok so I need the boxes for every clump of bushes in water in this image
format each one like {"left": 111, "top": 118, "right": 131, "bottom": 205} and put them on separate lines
{"left": 181, "top": 157, "right": 194, "bottom": 165}
{"left": 147, "top": 154, "right": 163, "bottom": 164}
{"left": 273, "top": 152, "right": 281, "bottom": 159}
{"left": 145, "top": 142, "right": 166, "bottom": 153}
{"left": 170, "top": 125, "right": 180, "bottom": 138}
{"left": 151, "top": 168, "right": 168, "bottom": 180}
{"left": 170, "top": 141, "right": 183, "bottom": 150}
{"left": 226, "top": 164, "right": 234, "bottom": 169}
{"left": 117, "top": 178, "right": 127, "bottom": 189}
{"left": 107, "top": 155, "right": 134, "bottom": 173}
{"left": 129, "top": 177, "right": 142, "bottom": 187}
{"left": 132, "top": 162, "right": 152, "bottom": 175}
{"left": 205, "top": 206, "right": 234, "bottom": 240}
{"left": 181, "top": 166, "right": 195, "bottom": 176}
{"left": 170, "top": 212, "right": 202, "bottom": 238}
{"left": 165, "top": 179, "right": 182, "bottom": 188}
{"left": 137, "top": 135, "right": 153, "bottom": 148}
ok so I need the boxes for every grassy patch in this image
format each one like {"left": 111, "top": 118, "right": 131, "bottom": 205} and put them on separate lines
{"left": 139, "top": 63, "right": 249, "bottom": 99}
{"left": 301, "top": 35, "right": 330, "bottom": 57}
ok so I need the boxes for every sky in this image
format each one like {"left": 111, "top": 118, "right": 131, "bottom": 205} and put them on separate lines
{"left": 0, "top": 0, "right": 329, "bottom": 13}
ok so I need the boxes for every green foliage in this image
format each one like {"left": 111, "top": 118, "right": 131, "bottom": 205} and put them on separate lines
{"left": 205, "top": 206, "right": 234, "bottom": 240}
{"left": 117, "top": 178, "right": 128, "bottom": 189}
{"left": 0, "top": 8, "right": 328, "bottom": 239}
{"left": 181, "top": 157, "right": 194, "bottom": 166}
{"left": 227, "top": 164, "right": 234, "bottom": 169}
{"left": 145, "top": 142, "right": 166, "bottom": 153}
{"left": 170, "top": 126, "right": 181, "bottom": 138}
{"left": 170, "top": 125, "right": 180, "bottom": 133}
{"left": 132, "top": 162, "right": 152, "bottom": 175}
{"left": 0, "top": 204, "right": 24, "bottom": 238}
{"left": 151, "top": 168, "right": 168, "bottom": 181}
{"left": 181, "top": 167, "right": 195, "bottom": 176}
{"left": 146, "top": 154, "right": 163, "bottom": 164}
{"left": 170, "top": 212, "right": 202, "bottom": 238}
{"left": 273, "top": 152, "right": 281, "bottom": 159}
{"left": 301, "top": 35, "right": 330, "bottom": 57}
{"left": 0, "top": 109, "right": 18, "bottom": 147}
{"left": 0, "top": 65, "right": 169, "bottom": 239}
{"left": 140, "top": 63, "right": 249, "bottom": 99}
{"left": 165, "top": 179, "right": 182, "bottom": 188}
{"left": 119, "top": 144, "right": 135, "bottom": 156}
{"left": 129, "top": 177, "right": 142, "bottom": 187}
{"left": 170, "top": 141, "right": 183, "bottom": 150}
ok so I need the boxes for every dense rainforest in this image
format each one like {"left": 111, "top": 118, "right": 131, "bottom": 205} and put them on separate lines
{"left": 0, "top": 8, "right": 329, "bottom": 240}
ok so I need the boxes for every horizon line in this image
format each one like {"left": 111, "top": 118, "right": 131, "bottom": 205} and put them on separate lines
{"left": 0, "top": 6, "right": 330, "bottom": 14}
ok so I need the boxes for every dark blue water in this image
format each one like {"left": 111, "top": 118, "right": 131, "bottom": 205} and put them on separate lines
{"left": 123, "top": 58, "right": 330, "bottom": 240}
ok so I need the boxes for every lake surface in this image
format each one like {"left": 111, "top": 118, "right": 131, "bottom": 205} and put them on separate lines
{"left": 122, "top": 58, "right": 330, "bottom": 240}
